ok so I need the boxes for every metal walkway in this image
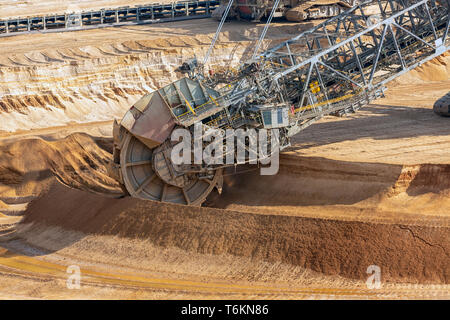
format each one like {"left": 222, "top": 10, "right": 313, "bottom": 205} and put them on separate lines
{"left": 0, "top": 0, "right": 220, "bottom": 38}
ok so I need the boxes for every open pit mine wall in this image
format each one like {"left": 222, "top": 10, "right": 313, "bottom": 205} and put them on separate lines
{"left": 0, "top": 1, "right": 220, "bottom": 37}
{"left": 0, "top": 37, "right": 252, "bottom": 132}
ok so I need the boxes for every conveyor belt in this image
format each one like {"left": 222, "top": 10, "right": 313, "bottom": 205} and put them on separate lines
{"left": 0, "top": 0, "right": 220, "bottom": 38}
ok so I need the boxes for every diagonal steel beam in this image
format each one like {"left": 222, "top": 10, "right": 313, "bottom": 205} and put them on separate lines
{"left": 318, "top": 61, "right": 364, "bottom": 88}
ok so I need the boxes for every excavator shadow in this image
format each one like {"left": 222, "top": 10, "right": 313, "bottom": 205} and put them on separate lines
{"left": 291, "top": 104, "right": 450, "bottom": 148}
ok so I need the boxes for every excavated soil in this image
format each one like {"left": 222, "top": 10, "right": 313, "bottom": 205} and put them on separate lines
{"left": 20, "top": 170, "right": 449, "bottom": 284}
{"left": 0, "top": 133, "right": 120, "bottom": 199}
{"left": 0, "top": 2, "right": 448, "bottom": 299}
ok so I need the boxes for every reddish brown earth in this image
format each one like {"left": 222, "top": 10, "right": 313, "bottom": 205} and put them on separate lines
{"left": 0, "top": 127, "right": 448, "bottom": 299}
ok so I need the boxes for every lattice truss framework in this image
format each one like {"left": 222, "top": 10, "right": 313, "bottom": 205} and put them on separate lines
{"left": 234, "top": 0, "right": 450, "bottom": 134}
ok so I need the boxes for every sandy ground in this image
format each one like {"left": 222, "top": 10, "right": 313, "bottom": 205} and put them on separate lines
{"left": 0, "top": 1, "right": 448, "bottom": 300}
{"left": 0, "top": 19, "right": 311, "bottom": 131}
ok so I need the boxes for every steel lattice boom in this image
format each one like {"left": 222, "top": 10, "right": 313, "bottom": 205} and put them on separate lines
{"left": 112, "top": 0, "right": 449, "bottom": 205}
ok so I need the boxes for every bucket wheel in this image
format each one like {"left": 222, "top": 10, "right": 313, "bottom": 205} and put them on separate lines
{"left": 119, "top": 132, "right": 222, "bottom": 206}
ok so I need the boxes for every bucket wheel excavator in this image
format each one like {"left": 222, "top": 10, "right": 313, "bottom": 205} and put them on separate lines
{"left": 111, "top": 82, "right": 225, "bottom": 205}
{"left": 110, "top": 0, "right": 449, "bottom": 206}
